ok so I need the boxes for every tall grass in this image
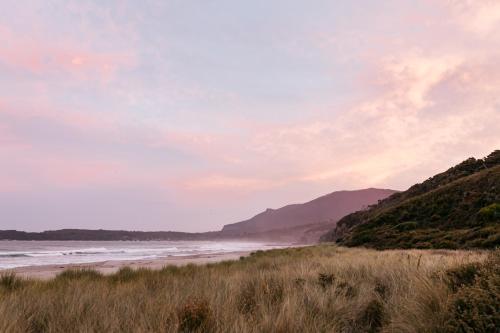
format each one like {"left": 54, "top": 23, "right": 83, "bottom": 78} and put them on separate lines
{"left": 0, "top": 245, "right": 496, "bottom": 332}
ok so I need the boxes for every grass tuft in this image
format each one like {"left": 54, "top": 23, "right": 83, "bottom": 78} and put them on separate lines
{"left": 56, "top": 268, "right": 103, "bottom": 281}
{"left": 237, "top": 279, "right": 257, "bottom": 315}
{"left": 110, "top": 266, "right": 136, "bottom": 283}
{"left": 0, "top": 272, "right": 23, "bottom": 292}
{"left": 177, "top": 297, "right": 213, "bottom": 332}
{"left": 318, "top": 272, "right": 335, "bottom": 288}
{"left": 357, "top": 299, "right": 385, "bottom": 333}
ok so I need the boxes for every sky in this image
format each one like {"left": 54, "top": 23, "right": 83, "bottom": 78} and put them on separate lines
{"left": 1, "top": 0, "right": 499, "bottom": 232}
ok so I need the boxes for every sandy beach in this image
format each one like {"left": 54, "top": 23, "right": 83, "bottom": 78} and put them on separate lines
{"left": 3, "top": 251, "right": 250, "bottom": 280}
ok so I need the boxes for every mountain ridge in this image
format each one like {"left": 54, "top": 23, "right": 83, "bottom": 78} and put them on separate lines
{"left": 221, "top": 188, "right": 397, "bottom": 236}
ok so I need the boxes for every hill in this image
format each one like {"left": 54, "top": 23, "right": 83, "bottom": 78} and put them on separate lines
{"left": 221, "top": 188, "right": 397, "bottom": 237}
{"left": 0, "top": 229, "right": 219, "bottom": 241}
{"left": 320, "top": 150, "right": 500, "bottom": 249}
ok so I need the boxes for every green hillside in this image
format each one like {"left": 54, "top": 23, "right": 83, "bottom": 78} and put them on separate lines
{"left": 321, "top": 151, "right": 500, "bottom": 249}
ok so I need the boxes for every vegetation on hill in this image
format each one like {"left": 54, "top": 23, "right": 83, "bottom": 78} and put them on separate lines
{"left": 1, "top": 246, "right": 497, "bottom": 332}
{"left": 321, "top": 150, "right": 500, "bottom": 249}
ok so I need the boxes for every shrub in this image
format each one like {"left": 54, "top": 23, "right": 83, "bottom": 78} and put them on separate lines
{"left": 446, "top": 262, "right": 481, "bottom": 292}
{"left": 481, "top": 233, "right": 500, "bottom": 248}
{"left": 177, "top": 297, "right": 213, "bottom": 332}
{"left": 445, "top": 254, "right": 500, "bottom": 332}
{"left": 445, "top": 279, "right": 499, "bottom": 332}
{"left": 415, "top": 241, "right": 433, "bottom": 249}
{"left": 478, "top": 203, "right": 500, "bottom": 222}
{"left": 351, "top": 230, "right": 375, "bottom": 245}
{"left": 395, "top": 221, "right": 418, "bottom": 231}
{"left": 434, "top": 240, "right": 458, "bottom": 249}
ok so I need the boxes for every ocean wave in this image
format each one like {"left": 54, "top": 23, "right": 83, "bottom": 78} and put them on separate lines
{"left": 0, "top": 246, "right": 181, "bottom": 258}
{"left": 0, "top": 247, "right": 108, "bottom": 258}
{"left": 0, "top": 241, "right": 287, "bottom": 269}
{"left": 0, "top": 253, "right": 30, "bottom": 258}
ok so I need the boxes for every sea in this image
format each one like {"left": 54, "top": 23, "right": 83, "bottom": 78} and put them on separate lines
{"left": 0, "top": 240, "right": 287, "bottom": 269}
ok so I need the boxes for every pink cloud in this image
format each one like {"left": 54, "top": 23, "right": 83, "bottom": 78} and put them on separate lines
{"left": 233, "top": 51, "right": 500, "bottom": 191}
{"left": 182, "top": 175, "right": 280, "bottom": 192}
{"left": 0, "top": 97, "right": 121, "bottom": 135}
{"left": 39, "top": 158, "right": 125, "bottom": 188}
{"left": 444, "top": 0, "right": 500, "bottom": 35}
{"left": 1, "top": 0, "right": 499, "bottom": 204}
{"left": 0, "top": 25, "right": 135, "bottom": 83}
{"left": 0, "top": 122, "right": 29, "bottom": 150}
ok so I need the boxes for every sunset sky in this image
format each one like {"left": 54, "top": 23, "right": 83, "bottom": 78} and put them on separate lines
{"left": 1, "top": 0, "right": 500, "bottom": 232}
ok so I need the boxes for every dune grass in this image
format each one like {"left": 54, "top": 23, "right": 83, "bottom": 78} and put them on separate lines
{"left": 0, "top": 245, "right": 498, "bottom": 332}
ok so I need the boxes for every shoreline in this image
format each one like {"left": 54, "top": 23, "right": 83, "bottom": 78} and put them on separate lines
{"left": 2, "top": 251, "right": 251, "bottom": 280}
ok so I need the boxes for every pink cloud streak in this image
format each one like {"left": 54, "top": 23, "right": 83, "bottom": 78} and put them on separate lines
{"left": 0, "top": 25, "right": 135, "bottom": 83}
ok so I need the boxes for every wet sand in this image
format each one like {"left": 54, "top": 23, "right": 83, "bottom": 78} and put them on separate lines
{"left": 3, "top": 251, "right": 250, "bottom": 280}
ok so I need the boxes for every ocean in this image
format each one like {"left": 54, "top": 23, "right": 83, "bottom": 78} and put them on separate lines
{"left": 0, "top": 240, "right": 287, "bottom": 269}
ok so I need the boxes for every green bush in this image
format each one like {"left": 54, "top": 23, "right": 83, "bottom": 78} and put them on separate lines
{"left": 395, "top": 221, "right": 418, "bottom": 231}
{"left": 445, "top": 278, "right": 499, "bottom": 332}
{"left": 481, "top": 233, "right": 500, "bottom": 248}
{"left": 433, "top": 240, "right": 458, "bottom": 249}
{"left": 478, "top": 203, "right": 500, "bottom": 222}
{"left": 445, "top": 254, "right": 500, "bottom": 332}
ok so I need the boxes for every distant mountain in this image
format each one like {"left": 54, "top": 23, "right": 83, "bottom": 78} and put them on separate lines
{"left": 0, "top": 229, "right": 219, "bottom": 241}
{"left": 321, "top": 150, "right": 500, "bottom": 249}
{"left": 221, "top": 188, "right": 397, "bottom": 237}
{"left": 1, "top": 189, "right": 396, "bottom": 243}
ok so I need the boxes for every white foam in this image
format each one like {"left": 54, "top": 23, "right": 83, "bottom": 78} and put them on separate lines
{"left": 0, "top": 241, "right": 288, "bottom": 269}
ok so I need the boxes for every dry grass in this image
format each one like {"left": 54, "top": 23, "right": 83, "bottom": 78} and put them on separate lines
{"left": 0, "top": 245, "right": 497, "bottom": 333}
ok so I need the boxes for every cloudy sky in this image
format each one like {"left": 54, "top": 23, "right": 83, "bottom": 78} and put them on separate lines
{"left": 1, "top": 0, "right": 499, "bottom": 232}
